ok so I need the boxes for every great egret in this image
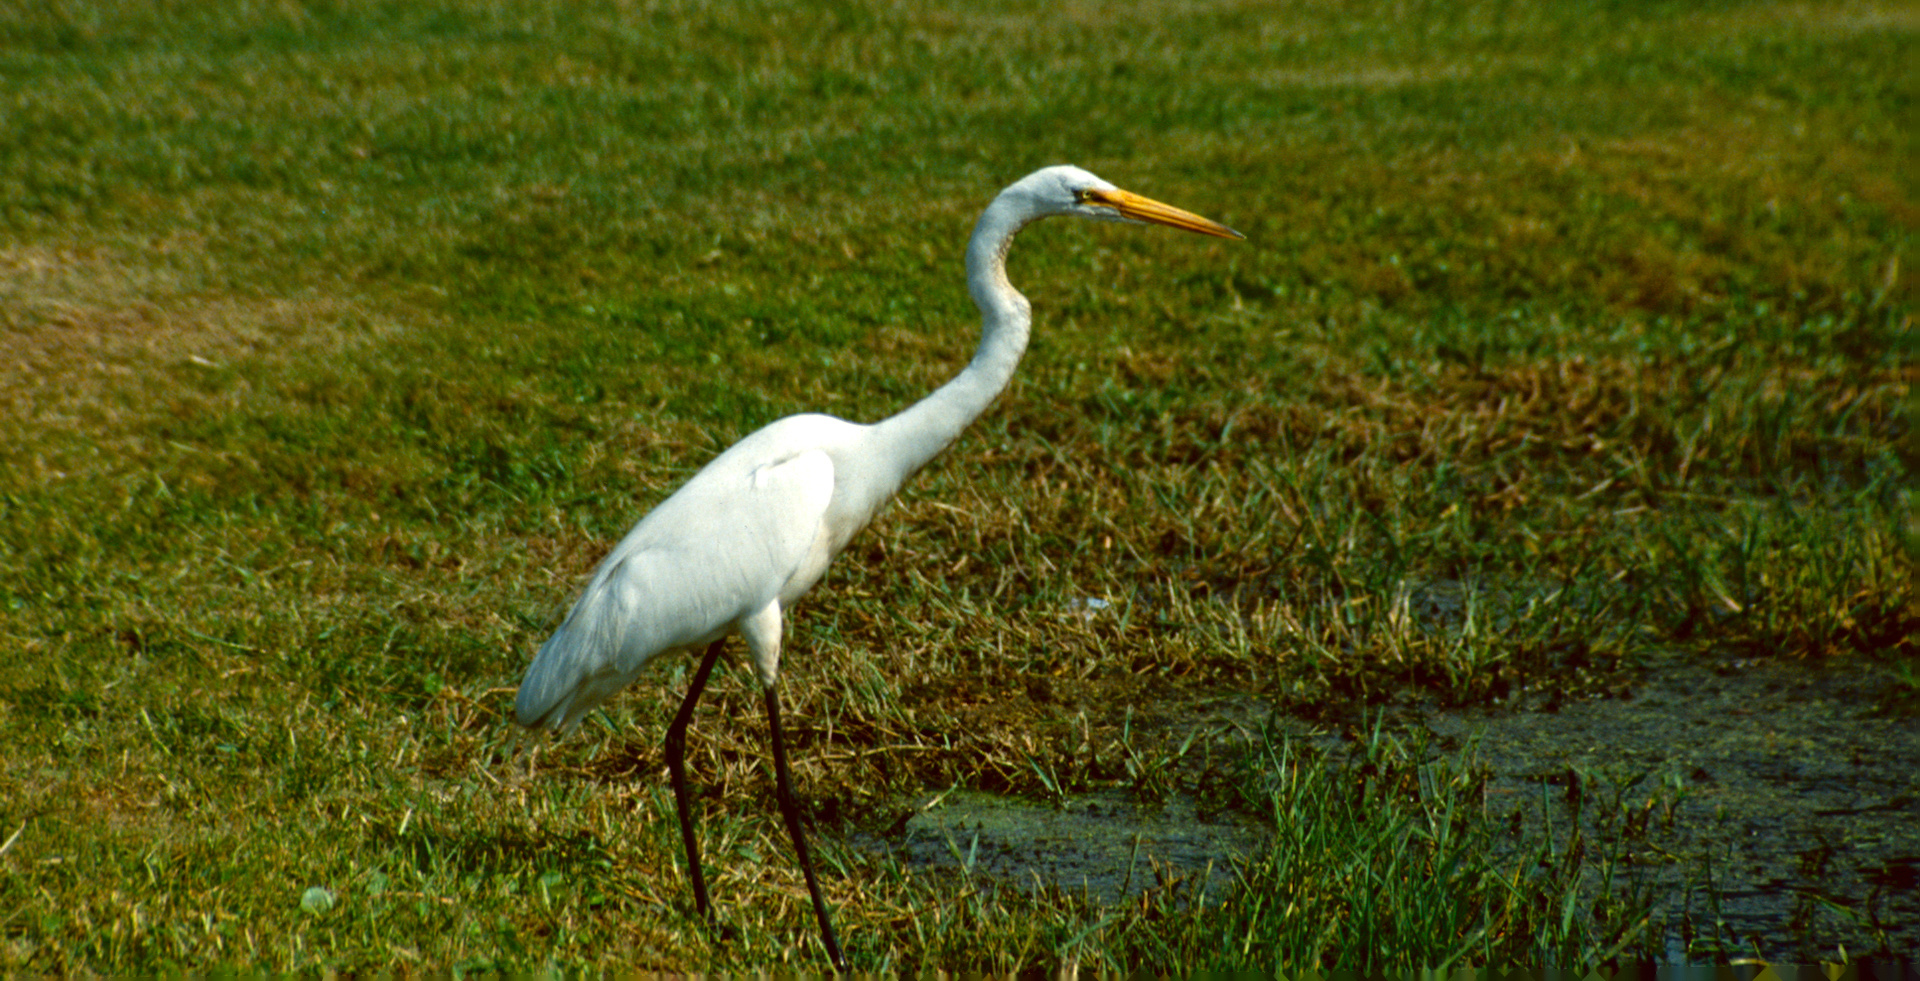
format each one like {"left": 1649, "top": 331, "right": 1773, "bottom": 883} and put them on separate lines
{"left": 514, "top": 165, "right": 1240, "bottom": 969}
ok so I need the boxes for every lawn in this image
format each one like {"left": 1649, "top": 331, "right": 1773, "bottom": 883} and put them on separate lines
{"left": 0, "top": 0, "right": 1912, "bottom": 972}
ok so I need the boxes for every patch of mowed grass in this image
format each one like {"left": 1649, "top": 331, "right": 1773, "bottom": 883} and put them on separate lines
{"left": 1, "top": 0, "right": 1913, "bottom": 971}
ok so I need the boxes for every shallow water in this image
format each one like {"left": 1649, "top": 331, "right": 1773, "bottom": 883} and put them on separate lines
{"left": 1423, "top": 653, "right": 1920, "bottom": 963}
{"left": 857, "top": 787, "right": 1263, "bottom": 903}
{"left": 853, "top": 652, "right": 1919, "bottom": 962}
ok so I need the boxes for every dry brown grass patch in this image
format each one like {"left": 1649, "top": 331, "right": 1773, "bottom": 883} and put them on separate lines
{"left": 1, "top": 243, "right": 397, "bottom": 475}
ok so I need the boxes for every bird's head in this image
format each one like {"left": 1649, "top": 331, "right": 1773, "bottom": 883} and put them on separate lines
{"left": 1004, "top": 165, "right": 1242, "bottom": 240}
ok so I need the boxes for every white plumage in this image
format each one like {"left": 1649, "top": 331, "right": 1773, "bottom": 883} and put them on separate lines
{"left": 513, "top": 165, "right": 1239, "bottom": 969}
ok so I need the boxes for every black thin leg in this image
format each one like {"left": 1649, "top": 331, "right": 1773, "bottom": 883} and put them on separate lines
{"left": 664, "top": 637, "right": 728, "bottom": 926}
{"left": 764, "top": 686, "right": 848, "bottom": 971}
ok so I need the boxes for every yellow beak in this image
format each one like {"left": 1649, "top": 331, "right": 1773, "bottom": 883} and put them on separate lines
{"left": 1085, "top": 188, "right": 1243, "bottom": 240}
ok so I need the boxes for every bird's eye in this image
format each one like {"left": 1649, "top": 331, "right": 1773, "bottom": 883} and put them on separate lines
{"left": 1073, "top": 189, "right": 1092, "bottom": 204}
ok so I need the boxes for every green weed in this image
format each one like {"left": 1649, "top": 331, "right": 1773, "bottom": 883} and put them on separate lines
{"left": 1, "top": 0, "right": 1912, "bottom": 971}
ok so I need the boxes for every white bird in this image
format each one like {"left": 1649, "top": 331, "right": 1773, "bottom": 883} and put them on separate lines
{"left": 514, "top": 165, "right": 1240, "bottom": 969}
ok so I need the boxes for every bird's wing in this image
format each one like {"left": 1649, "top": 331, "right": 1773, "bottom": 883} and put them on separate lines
{"left": 514, "top": 447, "right": 837, "bottom": 730}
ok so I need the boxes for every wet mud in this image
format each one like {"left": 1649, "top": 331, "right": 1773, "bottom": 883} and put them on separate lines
{"left": 1422, "top": 653, "right": 1919, "bottom": 962}
{"left": 857, "top": 787, "right": 1264, "bottom": 903}
{"left": 856, "top": 652, "right": 1918, "bottom": 962}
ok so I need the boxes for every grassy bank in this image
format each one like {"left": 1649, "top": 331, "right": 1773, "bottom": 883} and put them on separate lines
{"left": 1, "top": 0, "right": 1912, "bottom": 971}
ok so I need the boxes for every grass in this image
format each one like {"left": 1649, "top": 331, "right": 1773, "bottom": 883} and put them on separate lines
{"left": 1, "top": 0, "right": 1914, "bottom": 972}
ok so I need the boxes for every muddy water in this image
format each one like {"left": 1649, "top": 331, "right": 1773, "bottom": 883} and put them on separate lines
{"left": 857, "top": 653, "right": 1918, "bottom": 962}
{"left": 860, "top": 787, "right": 1264, "bottom": 903}
{"left": 1422, "top": 654, "right": 1920, "bottom": 962}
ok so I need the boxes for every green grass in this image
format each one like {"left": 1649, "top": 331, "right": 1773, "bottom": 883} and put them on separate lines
{"left": 1, "top": 0, "right": 1913, "bottom": 972}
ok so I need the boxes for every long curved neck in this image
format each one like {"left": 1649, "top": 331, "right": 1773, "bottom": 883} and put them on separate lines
{"left": 869, "top": 199, "right": 1034, "bottom": 484}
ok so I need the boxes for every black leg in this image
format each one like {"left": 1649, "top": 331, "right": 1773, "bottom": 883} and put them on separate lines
{"left": 763, "top": 685, "right": 848, "bottom": 971}
{"left": 664, "top": 637, "right": 729, "bottom": 926}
